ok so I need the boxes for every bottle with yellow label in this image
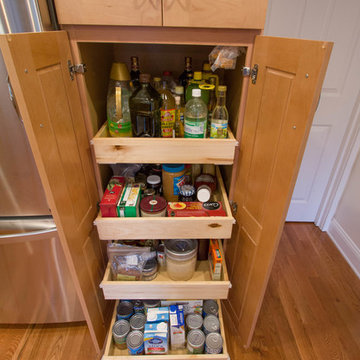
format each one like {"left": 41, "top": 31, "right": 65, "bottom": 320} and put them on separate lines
{"left": 210, "top": 85, "right": 229, "bottom": 138}
{"left": 157, "top": 80, "right": 176, "bottom": 138}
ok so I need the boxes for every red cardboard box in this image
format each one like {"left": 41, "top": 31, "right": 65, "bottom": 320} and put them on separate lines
{"left": 99, "top": 176, "right": 125, "bottom": 217}
{"left": 167, "top": 201, "right": 227, "bottom": 217}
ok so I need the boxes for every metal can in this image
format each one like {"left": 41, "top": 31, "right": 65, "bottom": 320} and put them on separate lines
{"left": 143, "top": 300, "right": 161, "bottom": 314}
{"left": 117, "top": 301, "right": 134, "bottom": 321}
{"left": 130, "top": 313, "right": 146, "bottom": 332}
{"left": 203, "top": 315, "right": 220, "bottom": 335}
{"left": 205, "top": 332, "right": 223, "bottom": 354}
{"left": 186, "top": 313, "right": 203, "bottom": 332}
{"left": 127, "top": 330, "right": 144, "bottom": 355}
{"left": 203, "top": 299, "right": 219, "bottom": 317}
{"left": 132, "top": 300, "right": 145, "bottom": 314}
{"left": 187, "top": 329, "right": 205, "bottom": 354}
{"left": 112, "top": 319, "right": 130, "bottom": 350}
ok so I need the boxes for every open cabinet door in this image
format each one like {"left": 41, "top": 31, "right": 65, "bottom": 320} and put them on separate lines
{"left": 224, "top": 36, "right": 332, "bottom": 347}
{"left": 0, "top": 32, "right": 107, "bottom": 354}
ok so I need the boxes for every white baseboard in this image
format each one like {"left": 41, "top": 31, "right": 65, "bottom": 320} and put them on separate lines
{"left": 328, "top": 218, "right": 360, "bottom": 279}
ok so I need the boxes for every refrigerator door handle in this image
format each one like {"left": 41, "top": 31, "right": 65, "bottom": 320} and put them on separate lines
{"left": 0, "top": 226, "right": 57, "bottom": 242}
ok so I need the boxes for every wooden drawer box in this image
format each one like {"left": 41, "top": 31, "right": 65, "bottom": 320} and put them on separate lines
{"left": 91, "top": 123, "right": 238, "bottom": 165}
{"left": 94, "top": 167, "right": 235, "bottom": 240}
{"left": 102, "top": 300, "right": 228, "bottom": 360}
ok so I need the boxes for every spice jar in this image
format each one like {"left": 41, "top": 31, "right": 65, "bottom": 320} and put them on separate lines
{"left": 140, "top": 195, "right": 167, "bottom": 217}
{"left": 162, "top": 164, "right": 186, "bottom": 202}
{"left": 142, "top": 258, "right": 158, "bottom": 281}
{"left": 165, "top": 239, "right": 198, "bottom": 280}
{"left": 147, "top": 175, "right": 162, "bottom": 195}
{"left": 179, "top": 184, "right": 196, "bottom": 202}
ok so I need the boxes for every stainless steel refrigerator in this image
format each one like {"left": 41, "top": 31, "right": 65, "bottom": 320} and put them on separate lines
{"left": 0, "top": 0, "right": 84, "bottom": 323}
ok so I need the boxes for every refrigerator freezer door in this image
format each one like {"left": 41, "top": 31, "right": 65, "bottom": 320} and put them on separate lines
{"left": 0, "top": 218, "right": 85, "bottom": 323}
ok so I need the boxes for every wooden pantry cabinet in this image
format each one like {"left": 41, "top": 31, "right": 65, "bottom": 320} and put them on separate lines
{"left": 53, "top": 0, "right": 268, "bottom": 29}
{"left": 0, "top": 23, "right": 332, "bottom": 359}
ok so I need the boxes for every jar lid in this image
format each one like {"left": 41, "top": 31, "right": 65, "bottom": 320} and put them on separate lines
{"left": 180, "top": 184, "right": 196, "bottom": 196}
{"left": 140, "top": 195, "right": 167, "bottom": 213}
{"left": 162, "top": 164, "right": 185, "bottom": 173}
{"left": 197, "top": 185, "right": 211, "bottom": 202}
{"left": 165, "top": 239, "right": 198, "bottom": 261}
{"left": 147, "top": 175, "right": 161, "bottom": 185}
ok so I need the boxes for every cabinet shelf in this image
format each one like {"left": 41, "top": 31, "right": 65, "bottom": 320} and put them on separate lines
{"left": 102, "top": 300, "right": 228, "bottom": 360}
{"left": 94, "top": 167, "right": 235, "bottom": 240}
{"left": 91, "top": 123, "right": 238, "bottom": 165}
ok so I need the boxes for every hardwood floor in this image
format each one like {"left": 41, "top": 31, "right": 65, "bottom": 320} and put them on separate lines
{"left": 0, "top": 223, "right": 359, "bottom": 359}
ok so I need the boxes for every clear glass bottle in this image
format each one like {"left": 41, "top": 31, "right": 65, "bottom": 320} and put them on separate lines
{"left": 175, "top": 96, "right": 184, "bottom": 137}
{"left": 162, "top": 71, "right": 177, "bottom": 94}
{"left": 179, "top": 56, "right": 193, "bottom": 88}
{"left": 130, "top": 56, "right": 140, "bottom": 89}
{"left": 210, "top": 85, "right": 229, "bottom": 138}
{"left": 152, "top": 77, "right": 162, "bottom": 92}
{"left": 175, "top": 86, "right": 185, "bottom": 137}
{"left": 107, "top": 62, "right": 132, "bottom": 137}
{"left": 202, "top": 62, "right": 219, "bottom": 93}
{"left": 207, "top": 77, "right": 217, "bottom": 137}
{"left": 157, "top": 80, "right": 176, "bottom": 138}
{"left": 184, "top": 89, "right": 208, "bottom": 138}
{"left": 129, "top": 74, "right": 162, "bottom": 137}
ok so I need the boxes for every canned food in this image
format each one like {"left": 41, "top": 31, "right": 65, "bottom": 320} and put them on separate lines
{"left": 143, "top": 300, "right": 161, "bottom": 314}
{"left": 130, "top": 313, "right": 146, "bottom": 332}
{"left": 132, "top": 300, "right": 145, "bottom": 313}
{"left": 203, "top": 299, "right": 219, "bottom": 317}
{"left": 187, "top": 329, "right": 205, "bottom": 354}
{"left": 205, "top": 332, "right": 223, "bottom": 354}
{"left": 127, "top": 330, "right": 144, "bottom": 355}
{"left": 112, "top": 319, "right": 130, "bottom": 350}
{"left": 186, "top": 313, "right": 203, "bottom": 332}
{"left": 117, "top": 301, "right": 134, "bottom": 320}
{"left": 203, "top": 315, "right": 220, "bottom": 335}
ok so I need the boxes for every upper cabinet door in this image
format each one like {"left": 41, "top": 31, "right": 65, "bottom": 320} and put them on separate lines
{"left": 225, "top": 36, "right": 332, "bottom": 346}
{"left": 54, "top": 0, "right": 162, "bottom": 26}
{"left": 0, "top": 31, "right": 107, "bottom": 354}
{"left": 163, "top": 0, "right": 268, "bottom": 29}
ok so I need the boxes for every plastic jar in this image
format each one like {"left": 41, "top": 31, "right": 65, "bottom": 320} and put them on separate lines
{"left": 140, "top": 195, "right": 167, "bottom": 217}
{"left": 162, "top": 164, "right": 186, "bottom": 202}
{"left": 142, "top": 258, "right": 158, "bottom": 281}
{"left": 165, "top": 239, "right": 198, "bottom": 280}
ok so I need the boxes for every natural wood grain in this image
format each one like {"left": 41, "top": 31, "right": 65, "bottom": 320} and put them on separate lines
{"left": 54, "top": 0, "right": 162, "bottom": 26}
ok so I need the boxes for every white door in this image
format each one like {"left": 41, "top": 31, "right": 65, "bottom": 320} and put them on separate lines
{"left": 264, "top": 0, "right": 360, "bottom": 222}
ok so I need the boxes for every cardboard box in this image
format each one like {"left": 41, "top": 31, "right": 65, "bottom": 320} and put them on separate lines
{"left": 209, "top": 239, "right": 223, "bottom": 281}
{"left": 144, "top": 322, "right": 168, "bottom": 355}
{"left": 161, "top": 300, "right": 203, "bottom": 315}
{"left": 146, "top": 307, "right": 169, "bottom": 323}
{"left": 99, "top": 177, "right": 125, "bottom": 217}
{"left": 167, "top": 201, "right": 226, "bottom": 217}
{"left": 169, "top": 305, "right": 185, "bottom": 350}
{"left": 117, "top": 183, "right": 141, "bottom": 217}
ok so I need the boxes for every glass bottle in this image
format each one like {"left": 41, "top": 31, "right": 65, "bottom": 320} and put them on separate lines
{"left": 106, "top": 62, "right": 132, "bottom": 137}
{"left": 157, "top": 80, "right": 176, "bottom": 137}
{"left": 207, "top": 77, "right": 217, "bottom": 137}
{"left": 210, "top": 85, "right": 229, "bottom": 138}
{"left": 185, "top": 71, "right": 211, "bottom": 105}
{"left": 184, "top": 89, "right": 208, "bottom": 138}
{"left": 175, "top": 86, "right": 185, "bottom": 137}
{"left": 162, "top": 71, "right": 177, "bottom": 94}
{"left": 179, "top": 56, "right": 193, "bottom": 88}
{"left": 175, "top": 95, "right": 184, "bottom": 137}
{"left": 202, "top": 62, "right": 219, "bottom": 94}
{"left": 130, "top": 56, "right": 140, "bottom": 89}
{"left": 153, "top": 77, "right": 162, "bottom": 92}
{"left": 129, "top": 74, "right": 162, "bottom": 137}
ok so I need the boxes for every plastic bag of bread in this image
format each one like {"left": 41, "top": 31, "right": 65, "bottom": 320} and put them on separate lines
{"left": 209, "top": 46, "right": 240, "bottom": 71}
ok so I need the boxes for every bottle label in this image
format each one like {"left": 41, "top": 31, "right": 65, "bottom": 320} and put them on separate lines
{"left": 161, "top": 109, "right": 175, "bottom": 138}
{"left": 210, "top": 120, "right": 228, "bottom": 138}
{"left": 173, "top": 175, "right": 186, "bottom": 195}
{"left": 184, "top": 117, "right": 207, "bottom": 138}
{"left": 108, "top": 117, "right": 132, "bottom": 136}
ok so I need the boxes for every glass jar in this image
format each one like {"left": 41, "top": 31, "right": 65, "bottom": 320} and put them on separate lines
{"left": 142, "top": 258, "right": 158, "bottom": 281}
{"left": 165, "top": 239, "right": 198, "bottom": 280}
{"left": 146, "top": 175, "right": 162, "bottom": 195}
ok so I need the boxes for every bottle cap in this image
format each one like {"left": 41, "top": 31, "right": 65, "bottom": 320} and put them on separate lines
{"left": 203, "top": 63, "right": 211, "bottom": 72}
{"left": 218, "top": 85, "right": 227, "bottom": 92}
{"left": 175, "top": 85, "right": 184, "bottom": 94}
{"left": 110, "top": 62, "right": 130, "bottom": 81}
{"left": 153, "top": 77, "right": 161, "bottom": 82}
{"left": 147, "top": 175, "right": 161, "bottom": 185}
{"left": 139, "top": 74, "right": 151, "bottom": 83}
{"left": 163, "top": 70, "right": 171, "bottom": 76}
{"left": 175, "top": 95, "right": 180, "bottom": 105}
{"left": 197, "top": 185, "right": 211, "bottom": 202}
{"left": 193, "top": 71, "right": 202, "bottom": 80}
{"left": 192, "top": 88, "right": 201, "bottom": 97}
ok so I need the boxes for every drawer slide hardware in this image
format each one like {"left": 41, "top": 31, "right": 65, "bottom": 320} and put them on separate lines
{"left": 242, "top": 64, "right": 259, "bottom": 84}
{"left": 229, "top": 200, "right": 238, "bottom": 216}
{"left": 68, "top": 61, "right": 87, "bottom": 80}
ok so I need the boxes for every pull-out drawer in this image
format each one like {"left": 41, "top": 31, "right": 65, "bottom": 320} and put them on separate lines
{"left": 102, "top": 300, "right": 229, "bottom": 360}
{"left": 94, "top": 167, "right": 235, "bottom": 240}
{"left": 100, "top": 240, "right": 230, "bottom": 300}
{"left": 91, "top": 123, "right": 238, "bottom": 165}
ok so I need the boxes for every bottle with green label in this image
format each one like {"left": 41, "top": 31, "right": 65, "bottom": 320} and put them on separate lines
{"left": 184, "top": 89, "right": 208, "bottom": 138}
{"left": 107, "top": 62, "right": 132, "bottom": 137}
{"left": 210, "top": 85, "right": 229, "bottom": 138}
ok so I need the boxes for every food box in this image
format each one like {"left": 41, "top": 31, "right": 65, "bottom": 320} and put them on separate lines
{"left": 117, "top": 183, "right": 141, "bottom": 217}
{"left": 169, "top": 305, "right": 185, "bottom": 350}
{"left": 99, "top": 176, "right": 125, "bottom": 217}
{"left": 146, "top": 307, "right": 170, "bottom": 323}
{"left": 160, "top": 300, "right": 203, "bottom": 315}
{"left": 167, "top": 201, "right": 227, "bottom": 217}
{"left": 144, "top": 322, "right": 169, "bottom": 355}
{"left": 209, "top": 239, "right": 223, "bottom": 281}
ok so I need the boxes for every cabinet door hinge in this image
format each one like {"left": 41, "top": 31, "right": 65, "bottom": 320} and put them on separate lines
{"left": 229, "top": 200, "right": 238, "bottom": 216}
{"left": 68, "top": 60, "right": 87, "bottom": 80}
{"left": 242, "top": 64, "right": 258, "bottom": 84}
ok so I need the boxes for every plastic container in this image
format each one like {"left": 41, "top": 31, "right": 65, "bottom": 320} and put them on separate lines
{"left": 142, "top": 258, "right": 158, "bottom": 281}
{"left": 162, "top": 164, "right": 186, "bottom": 202}
{"left": 140, "top": 195, "right": 167, "bottom": 217}
{"left": 165, "top": 239, "right": 198, "bottom": 281}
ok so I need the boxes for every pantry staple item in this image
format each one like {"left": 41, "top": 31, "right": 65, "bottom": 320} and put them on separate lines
{"left": 205, "top": 332, "right": 223, "bottom": 354}
{"left": 130, "top": 313, "right": 146, "bottom": 332}
{"left": 144, "top": 322, "right": 169, "bottom": 354}
{"left": 147, "top": 307, "right": 170, "bottom": 323}
{"left": 143, "top": 300, "right": 161, "bottom": 313}
{"left": 140, "top": 195, "right": 167, "bottom": 217}
{"left": 165, "top": 239, "right": 198, "bottom": 281}
{"left": 146, "top": 175, "right": 162, "bottom": 194}
{"left": 142, "top": 258, "right": 158, "bottom": 281}
{"left": 162, "top": 164, "right": 186, "bottom": 202}
{"left": 203, "top": 315, "right": 220, "bottom": 335}
{"left": 117, "top": 183, "right": 141, "bottom": 217}
{"left": 203, "top": 299, "right": 219, "bottom": 317}
{"left": 112, "top": 319, "right": 130, "bottom": 350}
{"left": 209, "top": 240, "right": 223, "bottom": 280}
{"left": 187, "top": 329, "right": 206, "bottom": 354}
{"left": 117, "top": 301, "right": 134, "bottom": 320}
{"left": 127, "top": 330, "right": 144, "bottom": 355}
{"left": 186, "top": 313, "right": 203, "bottom": 332}
{"left": 99, "top": 176, "right": 125, "bottom": 217}
{"left": 132, "top": 300, "right": 145, "bottom": 313}
{"left": 197, "top": 184, "right": 212, "bottom": 202}
{"left": 169, "top": 305, "right": 186, "bottom": 350}
{"left": 167, "top": 201, "right": 227, "bottom": 217}
{"left": 179, "top": 184, "right": 196, "bottom": 202}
